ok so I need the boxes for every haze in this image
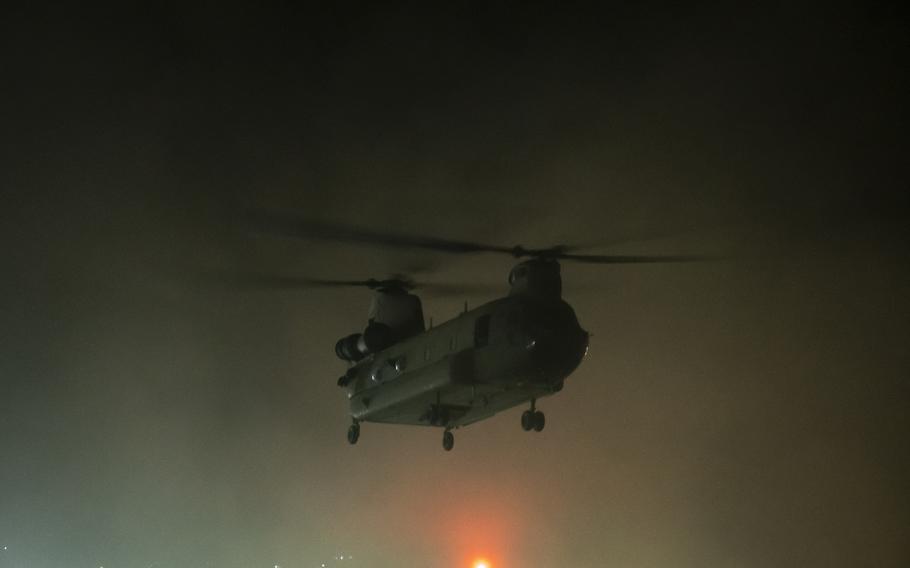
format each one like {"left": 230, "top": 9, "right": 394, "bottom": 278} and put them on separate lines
{"left": 2, "top": 5, "right": 907, "bottom": 568}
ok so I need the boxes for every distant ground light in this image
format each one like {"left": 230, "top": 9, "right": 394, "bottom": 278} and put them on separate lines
{"left": 0, "top": 543, "right": 359, "bottom": 567}
{"left": 318, "top": 553, "right": 352, "bottom": 566}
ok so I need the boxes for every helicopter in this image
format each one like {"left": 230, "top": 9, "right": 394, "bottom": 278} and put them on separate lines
{"left": 242, "top": 211, "right": 704, "bottom": 451}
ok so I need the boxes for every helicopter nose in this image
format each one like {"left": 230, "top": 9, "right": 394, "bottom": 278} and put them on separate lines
{"left": 530, "top": 323, "right": 589, "bottom": 379}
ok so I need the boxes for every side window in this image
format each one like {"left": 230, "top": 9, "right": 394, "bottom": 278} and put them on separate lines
{"left": 474, "top": 315, "right": 491, "bottom": 347}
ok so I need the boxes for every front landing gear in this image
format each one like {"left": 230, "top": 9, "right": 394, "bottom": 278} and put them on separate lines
{"left": 442, "top": 430, "right": 455, "bottom": 451}
{"left": 521, "top": 400, "right": 546, "bottom": 433}
{"left": 347, "top": 421, "right": 360, "bottom": 445}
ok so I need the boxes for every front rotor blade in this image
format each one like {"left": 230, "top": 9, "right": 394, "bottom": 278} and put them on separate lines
{"left": 248, "top": 209, "right": 516, "bottom": 256}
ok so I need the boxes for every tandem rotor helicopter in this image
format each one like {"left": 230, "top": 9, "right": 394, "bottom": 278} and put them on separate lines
{"left": 240, "top": 211, "right": 704, "bottom": 451}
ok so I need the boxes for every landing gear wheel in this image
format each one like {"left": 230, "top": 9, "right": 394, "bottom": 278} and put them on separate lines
{"left": 533, "top": 410, "right": 546, "bottom": 432}
{"left": 347, "top": 423, "right": 360, "bottom": 445}
{"left": 521, "top": 410, "right": 535, "bottom": 432}
{"left": 442, "top": 430, "right": 454, "bottom": 451}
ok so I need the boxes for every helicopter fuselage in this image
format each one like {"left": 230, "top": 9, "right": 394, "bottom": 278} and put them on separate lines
{"left": 340, "top": 294, "right": 588, "bottom": 430}
{"left": 246, "top": 211, "right": 699, "bottom": 448}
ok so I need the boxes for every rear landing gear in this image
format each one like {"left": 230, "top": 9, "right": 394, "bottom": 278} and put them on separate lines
{"left": 442, "top": 430, "right": 454, "bottom": 451}
{"left": 347, "top": 421, "right": 360, "bottom": 445}
{"left": 532, "top": 410, "right": 545, "bottom": 432}
{"left": 521, "top": 400, "right": 546, "bottom": 433}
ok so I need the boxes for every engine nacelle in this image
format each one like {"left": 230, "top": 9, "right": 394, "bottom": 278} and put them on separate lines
{"left": 335, "top": 333, "right": 366, "bottom": 362}
{"left": 334, "top": 322, "right": 394, "bottom": 362}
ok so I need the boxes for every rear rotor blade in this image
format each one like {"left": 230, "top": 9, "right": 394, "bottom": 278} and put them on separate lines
{"left": 205, "top": 269, "right": 499, "bottom": 296}
{"left": 247, "top": 209, "right": 516, "bottom": 256}
{"left": 209, "top": 271, "right": 384, "bottom": 290}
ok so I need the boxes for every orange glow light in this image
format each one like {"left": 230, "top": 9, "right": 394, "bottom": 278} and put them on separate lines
{"left": 473, "top": 559, "right": 490, "bottom": 568}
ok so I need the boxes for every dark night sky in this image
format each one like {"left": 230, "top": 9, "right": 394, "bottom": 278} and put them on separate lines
{"left": 2, "top": 4, "right": 908, "bottom": 567}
